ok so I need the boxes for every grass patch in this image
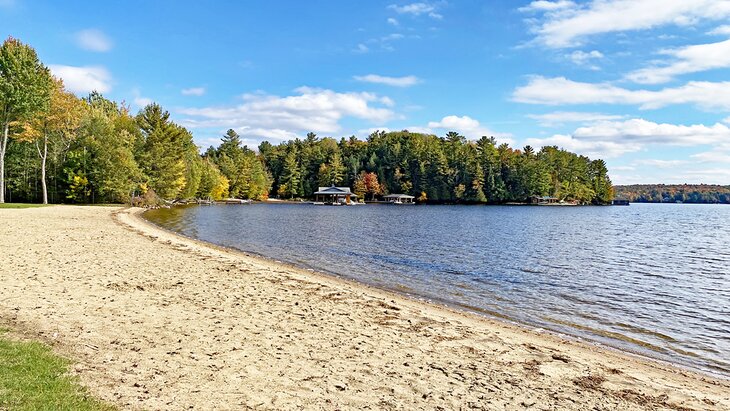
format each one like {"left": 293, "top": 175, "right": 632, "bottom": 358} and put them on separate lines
{"left": 0, "top": 203, "right": 51, "bottom": 209}
{"left": 0, "top": 330, "right": 113, "bottom": 410}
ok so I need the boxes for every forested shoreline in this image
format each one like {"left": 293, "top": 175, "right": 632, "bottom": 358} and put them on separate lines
{"left": 614, "top": 185, "right": 730, "bottom": 204}
{"left": 1, "top": 37, "right": 614, "bottom": 206}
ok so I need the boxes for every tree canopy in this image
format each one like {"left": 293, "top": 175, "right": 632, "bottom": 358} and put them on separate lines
{"left": 259, "top": 131, "right": 614, "bottom": 204}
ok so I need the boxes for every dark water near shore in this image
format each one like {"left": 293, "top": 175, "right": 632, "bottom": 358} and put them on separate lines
{"left": 145, "top": 203, "right": 730, "bottom": 377}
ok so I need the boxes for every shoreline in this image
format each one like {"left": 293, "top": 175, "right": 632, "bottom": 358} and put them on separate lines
{"left": 142, "top": 204, "right": 729, "bottom": 380}
{"left": 1, "top": 205, "right": 728, "bottom": 409}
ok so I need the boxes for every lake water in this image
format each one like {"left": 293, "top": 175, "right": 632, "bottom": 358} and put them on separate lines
{"left": 144, "top": 203, "right": 730, "bottom": 377}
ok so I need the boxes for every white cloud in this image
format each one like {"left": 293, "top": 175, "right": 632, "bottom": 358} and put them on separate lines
{"left": 379, "top": 96, "right": 396, "bottom": 107}
{"left": 708, "top": 25, "right": 730, "bottom": 35}
{"left": 402, "top": 126, "right": 435, "bottom": 134}
{"left": 572, "top": 119, "right": 730, "bottom": 146}
{"left": 181, "top": 87, "right": 206, "bottom": 96}
{"left": 131, "top": 88, "right": 153, "bottom": 108}
{"left": 525, "top": 133, "right": 642, "bottom": 158}
{"left": 388, "top": 2, "right": 441, "bottom": 18}
{"left": 354, "top": 74, "right": 420, "bottom": 87}
{"left": 568, "top": 50, "right": 603, "bottom": 69}
{"left": 134, "top": 97, "right": 153, "bottom": 107}
{"left": 178, "top": 87, "right": 396, "bottom": 140}
{"left": 525, "top": 118, "right": 730, "bottom": 159}
{"left": 353, "top": 43, "right": 369, "bottom": 53}
{"left": 48, "top": 65, "right": 112, "bottom": 94}
{"left": 527, "top": 111, "right": 625, "bottom": 126}
{"left": 512, "top": 76, "right": 730, "bottom": 111}
{"left": 519, "top": 1, "right": 575, "bottom": 13}
{"left": 634, "top": 159, "right": 688, "bottom": 168}
{"left": 233, "top": 127, "right": 301, "bottom": 142}
{"left": 387, "top": 17, "right": 399, "bottom": 26}
{"left": 626, "top": 39, "right": 730, "bottom": 84}
{"left": 523, "top": 0, "right": 730, "bottom": 48}
{"left": 426, "top": 115, "right": 513, "bottom": 144}
{"left": 74, "top": 29, "right": 113, "bottom": 52}
{"left": 691, "top": 151, "right": 730, "bottom": 163}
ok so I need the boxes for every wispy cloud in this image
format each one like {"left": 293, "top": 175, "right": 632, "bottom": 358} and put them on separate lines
{"left": 513, "top": 76, "right": 730, "bottom": 111}
{"left": 522, "top": 0, "right": 730, "bottom": 48}
{"left": 526, "top": 118, "right": 730, "bottom": 159}
{"left": 388, "top": 2, "right": 443, "bottom": 19}
{"left": 527, "top": 111, "right": 625, "bottom": 127}
{"left": 518, "top": 1, "right": 575, "bottom": 13}
{"left": 708, "top": 25, "right": 730, "bottom": 35}
{"left": 355, "top": 33, "right": 412, "bottom": 53}
{"left": 181, "top": 87, "right": 206, "bottom": 96}
{"left": 48, "top": 65, "right": 112, "bottom": 94}
{"left": 567, "top": 50, "right": 603, "bottom": 69}
{"left": 634, "top": 159, "right": 689, "bottom": 168}
{"left": 626, "top": 39, "right": 730, "bottom": 84}
{"left": 354, "top": 74, "right": 420, "bottom": 87}
{"left": 131, "top": 88, "right": 153, "bottom": 108}
{"left": 525, "top": 133, "right": 642, "bottom": 158}
{"left": 387, "top": 17, "right": 399, "bottom": 26}
{"left": 74, "top": 29, "right": 113, "bottom": 52}
{"left": 691, "top": 150, "right": 730, "bottom": 163}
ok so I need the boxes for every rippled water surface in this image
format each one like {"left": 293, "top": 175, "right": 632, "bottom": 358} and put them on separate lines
{"left": 145, "top": 203, "right": 730, "bottom": 376}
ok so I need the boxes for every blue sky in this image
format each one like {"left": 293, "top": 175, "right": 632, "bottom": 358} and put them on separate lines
{"left": 3, "top": 0, "right": 730, "bottom": 184}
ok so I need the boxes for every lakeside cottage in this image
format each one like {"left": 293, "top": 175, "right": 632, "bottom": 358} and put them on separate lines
{"left": 530, "top": 195, "right": 559, "bottom": 205}
{"left": 313, "top": 186, "right": 357, "bottom": 205}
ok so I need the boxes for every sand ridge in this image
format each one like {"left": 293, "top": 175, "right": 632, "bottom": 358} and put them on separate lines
{"left": 0, "top": 205, "right": 728, "bottom": 410}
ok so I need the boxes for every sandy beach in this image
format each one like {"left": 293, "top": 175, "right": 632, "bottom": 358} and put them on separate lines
{"left": 0, "top": 205, "right": 728, "bottom": 410}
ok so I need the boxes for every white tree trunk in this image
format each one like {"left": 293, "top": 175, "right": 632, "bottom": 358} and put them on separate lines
{"left": 0, "top": 121, "right": 8, "bottom": 204}
{"left": 40, "top": 135, "right": 48, "bottom": 204}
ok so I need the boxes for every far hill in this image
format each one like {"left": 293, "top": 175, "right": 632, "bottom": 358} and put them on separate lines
{"left": 614, "top": 184, "right": 730, "bottom": 204}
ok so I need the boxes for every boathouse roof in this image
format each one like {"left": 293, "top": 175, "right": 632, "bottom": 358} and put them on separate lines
{"left": 383, "top": 194, "right": 415, "bottom": 199}
{"left": 314, "top": 186, "right": 357, "bottom": 196}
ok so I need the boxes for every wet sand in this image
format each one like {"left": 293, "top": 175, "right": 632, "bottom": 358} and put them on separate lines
{"left": 0, "top": 205, "right": 728, "bottom": 410}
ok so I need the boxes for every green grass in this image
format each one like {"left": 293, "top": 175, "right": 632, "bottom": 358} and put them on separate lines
{"left": 0, "top": 203, "right": 52, "bottom": 209}
{"left": 0, "top": 330, "right": 114, "bottom": 411}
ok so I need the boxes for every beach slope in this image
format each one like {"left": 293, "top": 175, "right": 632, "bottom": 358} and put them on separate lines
{"left": 0, "top": 206, "right": 727, "bottom": 410}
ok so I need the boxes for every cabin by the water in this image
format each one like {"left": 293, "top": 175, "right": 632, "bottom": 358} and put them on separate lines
{"left": 530, "top": 196, "right": 559, "bottom": 205}
{"left": 313, "top": 186, "right": 358, "bottom": 205}
{"left": 383, "top": 194, "right": 415, "bottom": 204}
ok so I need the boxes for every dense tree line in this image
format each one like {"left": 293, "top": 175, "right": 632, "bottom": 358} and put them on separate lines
{"left": 259, "top": 131, "right": 614, "bottom": 204}
{"left": 0, "top": 37, "right": 265, "bottom": 204}
{"left": 614, "top": 184, "right": 730, "bottom": 204}
{"left": 1, "top": 37, "right": 613, "bottom": 205}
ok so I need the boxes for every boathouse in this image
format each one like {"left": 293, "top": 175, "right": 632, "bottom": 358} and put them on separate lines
{"left": 530, "top": 195, "right": 559, "bottom": 205}
{"left": 313, "top": 186, "right": 357, "bottom": 204}
{"left": 383, "top": 194, "right": 415, "bottom": 204}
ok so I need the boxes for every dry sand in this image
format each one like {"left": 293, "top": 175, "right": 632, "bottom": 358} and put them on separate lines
{"left": 0, "top": 205, "right": 728, "bottom": 410}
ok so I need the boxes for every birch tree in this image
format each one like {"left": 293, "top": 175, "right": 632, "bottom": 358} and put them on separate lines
{"left": 0, "top": 37, "right": 52, "bottom": 203}
{"left": 19, "top": 79, "right": 83, "bottom": 203}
